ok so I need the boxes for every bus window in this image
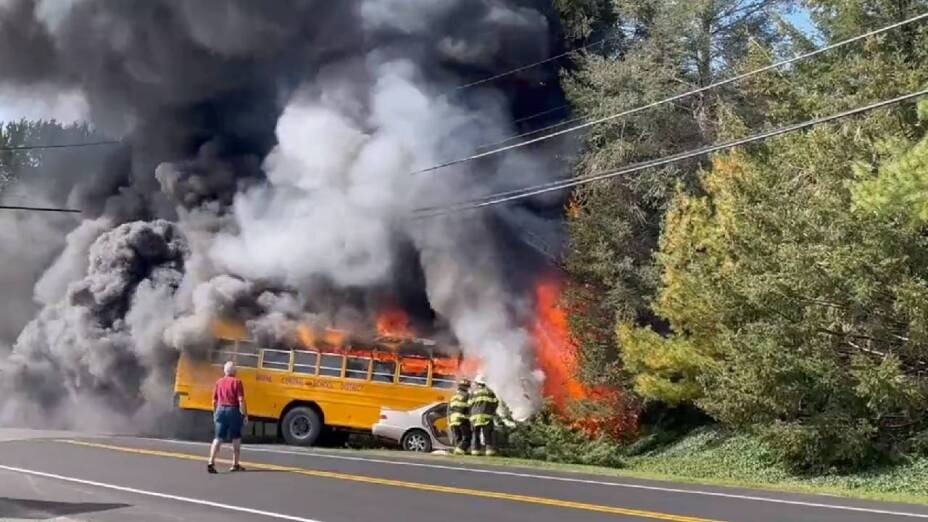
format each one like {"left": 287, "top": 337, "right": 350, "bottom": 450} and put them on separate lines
{"left": 346, "top": 357, "right": 370, "bottom": 380}
{"left": 210, "top": 340, "right": 235, "bottom": 364}
{"left": 431, "top": 371, "right": 456, "bottom": 389}
{"left": 293, "top": 350, "right": 318, "bottom": 375}
{"left": 319, "top": 354, "right": 344, "bottom": 377}
{"left": 431, "top": 358, "right": 458, "bottom": 389}
{"left": 261, "top": 349, "right": 291, "bottom": 371}
{"left": 236, "top": 341, "right": 259, "bottom": 368}
{"left": 372, "top": 360, "right": 396, "bottom": 383}
{"left": 399, "top": 358, "right": 428, "bottom": 386}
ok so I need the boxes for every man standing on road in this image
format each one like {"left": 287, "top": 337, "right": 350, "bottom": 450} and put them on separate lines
{"left": 448, "top": 378, "right": 471, "bottom": 456}
{"left": 207, "top": 361, "right": 248, "bottom": 474}
{"left": 469, "top": 375, "right": 499, "bottom": 456}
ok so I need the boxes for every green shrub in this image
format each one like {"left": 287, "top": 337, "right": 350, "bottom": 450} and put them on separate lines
{"left": 759, "top": 417, "right": 879, "bottom": 474}
{"left": 504, "top": 407, "right": 624, "bottom": 468}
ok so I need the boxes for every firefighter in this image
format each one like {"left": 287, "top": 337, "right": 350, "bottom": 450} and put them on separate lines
{"left": 469, "top": 375, "right": 499, "bottom": 456}
{"left": 448, "top": 378, "right": 471, "bottom": 455}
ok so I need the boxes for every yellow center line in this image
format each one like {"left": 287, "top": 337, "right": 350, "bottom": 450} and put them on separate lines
{"left": 60, "top": 439, "right": 722, "bottom": 522}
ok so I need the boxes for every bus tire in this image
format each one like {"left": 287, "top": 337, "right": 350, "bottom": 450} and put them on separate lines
{"left": 281, "top": 406, "right": 323, "bottom": 446}
{"left": 401, "top": 429, "right": 432, "bottom": 453}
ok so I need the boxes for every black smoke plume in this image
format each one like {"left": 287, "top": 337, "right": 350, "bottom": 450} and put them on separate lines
{"left": 0, "top": 0, "right": 571, "bottom": 428}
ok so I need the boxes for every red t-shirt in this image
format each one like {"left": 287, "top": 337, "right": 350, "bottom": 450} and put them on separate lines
{"left": 213, "top": 376, "right": 244, "bottom": 408}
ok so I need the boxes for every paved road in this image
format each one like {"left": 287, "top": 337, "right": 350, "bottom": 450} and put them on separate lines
{"left": 0, "top": 430, "right": 927, "bottom": 521}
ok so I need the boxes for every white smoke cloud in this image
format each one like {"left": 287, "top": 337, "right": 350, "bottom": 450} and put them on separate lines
{"left": 414, "top": 219, "right": 544, "bottom": 420}
{"left": 360, "top": 0, "right": 458, "bottom": 35}
{"left": 34, "top": 0, "right": 85, "bottom": 35}
{"left": 0, "top": 86, "right": 89, "bottom": 124}
{"left": 0, "top": 202, "right": 74, "bottom": 346}
{"left": 34, "top": 217, "right": 112, "bottom": 306}
{"left": 210, "top": 59, "right": 437, "bottom": 289}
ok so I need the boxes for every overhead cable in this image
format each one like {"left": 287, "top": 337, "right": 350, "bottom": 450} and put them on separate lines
{"left": 451, "top": 35, "right": 617, "bottom": 93}
{"left": 413, "top": 11, "right": 928, "bottom": 175}
{"left": 413, "top": 87, "right": 928, "bottom": 217}
{"left": 0, "top": 140, "right": 121, "bottom": 152}
{"left": 0, "top": 204, "right": 82, "bottom": 214}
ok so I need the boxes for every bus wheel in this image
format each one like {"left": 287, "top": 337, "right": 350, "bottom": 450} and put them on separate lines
{"left": 401, "top": 429, "right": 432, "bottom": 453}
{"left": 281, "top": 406, "right": 322, "bottom": 446}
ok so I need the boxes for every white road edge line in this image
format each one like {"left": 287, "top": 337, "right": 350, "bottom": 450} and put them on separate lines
{"left": 121, "top": 437, "right": 928, "bottom": 519}
{"left": 0, "top": 464, "right": 325, "bottom": 522}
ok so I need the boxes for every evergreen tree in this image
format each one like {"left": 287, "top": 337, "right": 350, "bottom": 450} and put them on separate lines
{"left": 556, "top": 1, "right": 794, "bottom": 386}
{"left": 620, "top": 0, "right": 928, "bottom": 470}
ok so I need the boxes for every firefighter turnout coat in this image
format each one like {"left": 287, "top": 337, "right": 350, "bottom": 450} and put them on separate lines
{"left": 469, "top": 386, "right": 499, "bottom": 427}
{"left": 449, "top": 390, "right": 470, "bottom": 427}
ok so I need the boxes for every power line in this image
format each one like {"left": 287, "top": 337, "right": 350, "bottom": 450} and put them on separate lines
{"left": 413, "top": 87, "right": 928, "bottom": 218}
{"left": 476, "top": 110, "right": 575, "bottom": 151}
{"left": 511, "top": 103, "right": 571, "bottom": 125}
{"left": 451, "top": 35, "right": 617, "bottom": 93}
{"left": 498, "top": 12, "right": 928, "bottom": 147}
{"left": 0, "top": 140, "right": 121, "bottom": 152}
{"left": 413, "top": 11, "right": 928, "bottom": 176}
{"left": 0, "top": 204, "right": 81, "bottom": 214}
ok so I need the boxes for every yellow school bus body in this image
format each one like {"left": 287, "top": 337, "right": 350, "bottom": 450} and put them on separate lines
{"left": 173, "top": 327, "right": 456, "bottom": 434}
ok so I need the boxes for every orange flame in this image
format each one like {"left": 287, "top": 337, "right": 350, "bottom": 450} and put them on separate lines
{"left": 532, "top": 279, "right": 638, "bottom": 440}
{"left": 533, "top": 281, "right": 587, "bottom": 408}
{"left": 458, "top": 357, "right": 483, "bottom": 378}
{"left": 297, "top": 324, "right": 317, "bottom": 349}
{"left": 297, "top": 325, "right": 349, "bottom": 352}
{"left": 376, "top": 308, "right": 414, "bottom": 339}
{"left": 322, "top": 328, "right": 347, "bottom": 347}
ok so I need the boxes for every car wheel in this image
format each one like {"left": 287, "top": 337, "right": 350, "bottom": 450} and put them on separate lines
{"left": 281, "top": 406, "right": 323, "bottom": 446}
{"left": 401, "top": 429, "right": 432, "bottom": 453}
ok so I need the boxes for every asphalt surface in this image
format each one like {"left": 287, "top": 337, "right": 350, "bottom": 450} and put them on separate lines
{"left": 1, "top": 430, "right": 927, "bottom": 521}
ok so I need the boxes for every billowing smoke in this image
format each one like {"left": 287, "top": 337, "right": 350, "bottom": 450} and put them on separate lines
{"left": 0, "top": 0, "right": 569, "bottom": 428}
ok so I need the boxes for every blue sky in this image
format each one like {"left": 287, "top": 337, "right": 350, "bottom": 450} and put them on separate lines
{"left": 786, "top": 6, "right": 819, "bottom": 37}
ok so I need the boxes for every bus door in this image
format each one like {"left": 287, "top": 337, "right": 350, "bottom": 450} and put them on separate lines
{"left": 256, "top": 347, "right": 293, "bottom": 415}
{"left": 343, "top": 353, "right": 374, "bottom": 426}
{"left": 231, "top": 340, "right": 259, "bottom": 394}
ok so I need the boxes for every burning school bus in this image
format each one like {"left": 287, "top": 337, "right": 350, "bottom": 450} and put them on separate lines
{"left": 173, "top": 320, "right": 462, "bottom": 446}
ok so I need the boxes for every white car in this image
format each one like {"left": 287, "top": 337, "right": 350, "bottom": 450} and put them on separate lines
{"left": 372, "top": 402, "right": 454, "bottom": 452}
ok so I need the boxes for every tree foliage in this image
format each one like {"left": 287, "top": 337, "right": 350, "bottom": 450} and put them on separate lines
{"left": 0, "top": 119, "right": 99, "bottom": 197}
{"left": 556, "top": 0, "right": 928, "bottom": 471}
{"left": 614, "top": 0, "right": 928, "bottom": 471}
{"left": 558, "top": 0, "right": 792, "bottom": 387}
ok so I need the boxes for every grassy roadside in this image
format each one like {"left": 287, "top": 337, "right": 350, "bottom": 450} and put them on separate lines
{"left": 334, "top": 427, "right": 928, "bottom": 506}
{"left": 620, "top": 427, "right": 928, "bottom": 505}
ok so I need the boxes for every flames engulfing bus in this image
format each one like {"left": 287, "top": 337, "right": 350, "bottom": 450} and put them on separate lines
{"left": 173, "top": 321, "right": 462, "bottom": 446}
